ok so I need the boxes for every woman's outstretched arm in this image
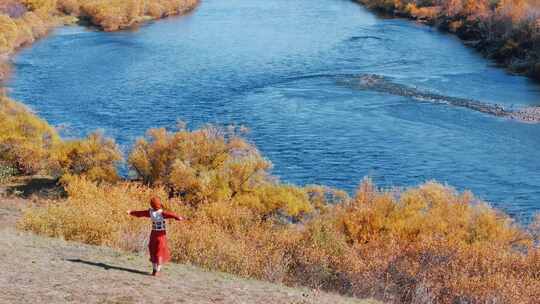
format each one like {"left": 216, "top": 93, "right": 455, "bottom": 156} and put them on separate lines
{"left": 163, "top": 211, "right": 185, "bottom": 221}
{"left": 127, "top": 210, "right": 149, "bottom": 217}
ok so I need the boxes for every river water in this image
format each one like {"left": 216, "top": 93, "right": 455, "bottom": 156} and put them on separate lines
{"left": 7, "top": 0, "right": 540, "bottom": 220}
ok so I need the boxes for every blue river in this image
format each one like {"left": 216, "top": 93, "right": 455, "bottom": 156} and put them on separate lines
{"left": 8, "top": 0, "right": 540, "bottom": 220}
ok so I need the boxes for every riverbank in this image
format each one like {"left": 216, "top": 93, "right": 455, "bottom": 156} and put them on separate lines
{"left": 0, "top": 0, "right": 199, "bottom": 83}
{"left": 354, "top": 0, "right": 540, "bottom": 80}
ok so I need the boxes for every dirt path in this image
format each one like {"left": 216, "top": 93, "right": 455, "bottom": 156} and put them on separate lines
{"left": 0, "top": 196, "right": 377, "bottom": 304}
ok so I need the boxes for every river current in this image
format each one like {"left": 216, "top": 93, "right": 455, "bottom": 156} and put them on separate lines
{"left": 8, "top": 0, "right": 540, "bottom": 220}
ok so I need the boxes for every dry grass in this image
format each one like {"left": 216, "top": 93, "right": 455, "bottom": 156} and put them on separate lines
{"left": 0, "top": 201, "right": 373, "bottom": 304}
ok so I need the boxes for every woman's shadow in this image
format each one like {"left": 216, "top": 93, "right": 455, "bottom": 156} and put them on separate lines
{"left": 66, "top": 258, "right": 149, "bottom": 275}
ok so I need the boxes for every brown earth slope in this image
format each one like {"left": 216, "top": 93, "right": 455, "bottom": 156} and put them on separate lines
{"left": 0, "top": 196, "right": 378, "bottom": 304}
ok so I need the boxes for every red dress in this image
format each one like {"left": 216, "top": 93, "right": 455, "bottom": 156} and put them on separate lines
{"left": 129, "top": 209, "right": 182, "bottom": 264}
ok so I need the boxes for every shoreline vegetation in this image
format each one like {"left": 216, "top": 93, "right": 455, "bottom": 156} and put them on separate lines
{"left": 354, "top": 0, "right": 540, "bottom": 80}
{"left": 0, "top": 0, "right": 199, "bottom": 83}
{"left": 353, "top": 0, "right": 540, "bottom": 122}
{"left": 0, "top": 1, "right": 540, "bottom": 303}
{"left": 0, "top": 93, "right": 539, "bottom": 302}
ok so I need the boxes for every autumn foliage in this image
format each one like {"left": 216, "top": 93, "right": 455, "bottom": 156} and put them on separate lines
{"left": 0, "top": 0, "right": 199, "bottom": 57}
{"left": 54, "top": 131, "right": 122, "bottom": 183}
{"left": 0, "top": 96, "right": 60, "bottom": 174}
{"left": 0, "top": 6, "right": 57, "bottom": 57}
{"left": 2, "top": 0, "right": 540, "bottom": 301}
{"left": 0, "top": 97, "right": 121, "bottom": 181}
{"left": 357, "top": 0, "right": 540, "bottom": 78}
{"left": 19, "top": 125, "right": 540, "bottom": 303}
{"left": 0, "top": 0, "right": 199, "bottom": 82}
{"left": 128, "top": 125, "right": 313, "bottom": 218}
{"left": 68, "top": 0, "right": 199, "bottom": 31}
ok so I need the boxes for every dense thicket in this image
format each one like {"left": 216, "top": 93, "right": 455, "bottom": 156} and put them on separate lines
{"left": 20, "top": 168, "right": 540, "bottom": 303}
{"left": 0, "top": 96, "right": 60, "bottom": 174}
{"left": 0, "top": 96, "right": 121, "bottom": 181}
{"left": 127, "top": 126, "right": 313, "bottom": 218}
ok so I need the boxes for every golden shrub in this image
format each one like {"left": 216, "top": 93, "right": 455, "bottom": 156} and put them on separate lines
{"left": 232, "top": 184, "right": 313, "bottom": 219}
{"left": 21, "top": 0, "right": 57, "bottom": 13}
{"left": 497, "top": 0, "right": 528, "bottom": 22}
{"left": 338, "top": 180, "right": 529, "bottom": 248}
{"left": 0, "top": 96, "right": 60, "bottom": 174}
{"left": 130, "top": 126, "right": 269, "bottom": 199}
{"left": 20, "top": 175, "right": 174, "bottom": 247}
{"left": 21, "top": 11, "right": 49, "bottom": 38}
{"left": 305, "top": 185, "right": 350, "bottom": 211}
{"left": 0, "top": 97, "right": 123, "bottom": 180}
{"left": 53, "top": 131, "right": 123, "bottom": 183}
{"left": 146, "top": 1, "right": 164, "bottom": 18}
{"left": 0, "top": 0, "right": 199, "bottom": 56}
{"left": 128, "top": 125, "right": 319, "bottom": 219}
{"left": 0, "top": 14, "right": 18, "bottom": 53}
{"left": 76, "top": 0, "right": 198, "bottom": 31}
{"left": 0, "top": 7, "right": 55, "bottom": 58}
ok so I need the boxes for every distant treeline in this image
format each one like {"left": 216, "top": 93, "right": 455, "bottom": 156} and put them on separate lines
{"left": 57, "top": 0, "right": 199, "bottom": 31}
{"left": 356, "top": 0, "right": 540, "bottom": 79}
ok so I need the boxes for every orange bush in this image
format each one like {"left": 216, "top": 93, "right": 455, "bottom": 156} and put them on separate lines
{"left": 76, "top": 0, "right": 199, "bottom": 31}
{"left": 0, "top": 2, "right": 59, "bottom": 61}
{"left": 0, "top": 96, "right": 60, "bottom": 174}
{"left": 18, "top": 128, "right": 540, "bottom": 303}
{"left": 20, "top": 175, "right": 172, "bottom": 247}
{"left": 290, "top": 179, "right": 540, "bottom": 302}
{"left": 53, "top": 131, "right": 123, "bottom": 183}
{"left": 129, "top": 126, "right": 266, "bottom": 198}
{"left": 57, "top": 0, "right": 79, "bottom": 15}
{"left": 0, "top": 97, "right": 122, "bottom": 180}
{"left": 128, "top": 125, "right": 317, "bottom": 219}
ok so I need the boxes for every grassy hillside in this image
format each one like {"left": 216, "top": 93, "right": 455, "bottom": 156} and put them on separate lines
{"left": 0, "top": 197, "right": 376, "bottom": 304}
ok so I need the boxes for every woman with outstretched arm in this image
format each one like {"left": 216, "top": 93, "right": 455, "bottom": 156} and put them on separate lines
{"left": 127, "top": 197, "right": 185, "bottom": 276}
